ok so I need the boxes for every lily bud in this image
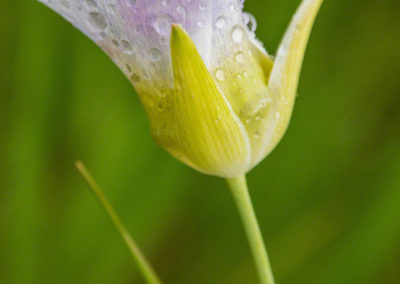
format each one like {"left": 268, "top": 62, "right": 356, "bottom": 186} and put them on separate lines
{"left": 39, "top": 0, "right": 322, "bottom": 178}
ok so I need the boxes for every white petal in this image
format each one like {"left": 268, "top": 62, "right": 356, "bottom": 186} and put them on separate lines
{"left": 38, "top": 1, "right": 245, "bottom": 90}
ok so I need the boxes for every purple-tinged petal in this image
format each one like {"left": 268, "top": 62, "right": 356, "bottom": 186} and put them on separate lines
{"left": 38, "top": 0, "right": 256, "bottom": 90}
{"left": 38, "top": 0, "right": 275, "bottom": 166}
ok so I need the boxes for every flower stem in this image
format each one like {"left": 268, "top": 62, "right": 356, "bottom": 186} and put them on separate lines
{"left": 227, "top": 175, "right": 275, "bottom": 284}
{"left": 75, "top": 161, "right": 163, "bottom": 284}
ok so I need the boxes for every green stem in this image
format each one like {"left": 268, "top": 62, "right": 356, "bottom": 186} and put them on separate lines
{"left": 227, "top": 175, "right": 275, "bottom": 284}
{"left": 75, "top": 161, "right": 163, "bottom": 284}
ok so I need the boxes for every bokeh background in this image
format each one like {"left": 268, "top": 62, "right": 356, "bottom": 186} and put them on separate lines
{"left": 1, "top": 0, "right": 400, "bottom": 283}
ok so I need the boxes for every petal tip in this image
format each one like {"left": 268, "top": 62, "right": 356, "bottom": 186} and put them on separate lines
{"left": 170, "top": 24, "right": 189, "bottom": 46}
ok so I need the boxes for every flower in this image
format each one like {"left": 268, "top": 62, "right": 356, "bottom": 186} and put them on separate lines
{"left": 39, "top": 0, "right": 323, "bottom": 178}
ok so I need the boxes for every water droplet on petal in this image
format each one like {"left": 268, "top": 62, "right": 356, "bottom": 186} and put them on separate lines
{"left": 197, "top": 20, "right": 205, "bottom": 28}
{"left": 157, "top": 102, "right": 165, "bottom": 112}
{"left": 84, "top": 0, "right": 97, "bottom": 9}
{"left": 121, "top": 40, "right": 133, "bottom": 54}
{"left": 88, "top": 12, "right": 107, "bottom": 30}
{"left": 235, "top": 51, "right": 245, "bottom": 64}
{"left": 231, "top": 25, "right": 244, "bottom": 43}
{"left": 130, "top": 73, "right": 140, "bottom": 83}
{"left": 248, "top": 16, "right": 257, "bottom": 33}
{"left": 159, "top": 37, "right": 167, "bottom": 45}
{"left": 112, "top": 39, "right": 119, "bottom": 47}
{"left": 199, "top": 3, "right": 206, "bottom": 11}
{"left": 149, "top": 48, "right": 162, "bottom": 61}
{"left": 176, "top": 6, "right": 186, "bottom": 16}
{"left": 106, "top": 4, "right": 117, "bottom": 14}
{"left": 154, "top": 15, "right": 174, "bottom": 36}
{"left": 243, "top": 12, "right": 257, "bottom": 33}
{"left": 215, "top": 16, "right": 227, "bottom": 29}
{"left": 162, "top": 0, "right": 170, "bottom": 7}
{"left": 60, "top": 0, "right": 71, "bottom": 9}
{"left": 215, "top": 69, "right": 226, "bottom": 81}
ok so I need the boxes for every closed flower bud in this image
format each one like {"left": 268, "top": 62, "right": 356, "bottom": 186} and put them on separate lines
{"left": 39, "top": 0, "right": 322, "bottom": 178}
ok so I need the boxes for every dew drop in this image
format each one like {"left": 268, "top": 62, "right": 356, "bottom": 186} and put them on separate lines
{"left": 215, "top": 16, "right": 227, "bottom": 29}
{"left": 159, "top": 37, "right": 167, "bottom": 45}
{"left": 130, "top": 73, "right": 140, "bottom": 83}
{"left": 120, "top": 40, "right": 133, "bottom": 54}
{"left": 157, "top": 102, "right": 164, "bottom": 112}
{"left": 215, "top": 69, "right": 226, "bottom": 81}
{"left": 84, "top": 0, "right": 97, "bottom": 9}
{"left": 243, "top": 12, "right": 257, "bottom": 33}
{"left": 88, "top": 12, "right": 107, "bottom": 30}
{"left": 129, "top": 0, "right": 137, "bottom": 6}
{"left": 60, "top": 0, "right": 71, "bottom": 9}
{"left": 149, "top": 48, "right": 162, "bottom": 61}
{"left": 106, "top": 4, "right": 117, "bottom": 14}
{"left": 199, "top": 3, "right": 206, "bottom": 11}
{"left": 112, "top": 39, "right": 119, "bottom": 47}
{"left": 197, "top": 20, "right": 205, "bottom": 28}
{"left": 235, "top": 51, "right": 245, "bottom": 64}
{"left": 254, "top": 132, "right": 260, "bottom": 139}
{"left": 176, "top": 6, "right": 186, "bottom": 16}
{"left": 154, "top": 15, "right": 174, "bottom": 36}
{"left": 231, "top": 25, "right": 244, "bottom": 43}
{"left": 242, "top": 13, "right": 249, "bottom": 24}
{"left": 162, "top": 0, "right": 170, "bottom": 7}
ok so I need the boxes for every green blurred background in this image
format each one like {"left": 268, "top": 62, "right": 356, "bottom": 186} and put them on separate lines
{"left": 1, "top": 0, "right": 400, "bottom": 283}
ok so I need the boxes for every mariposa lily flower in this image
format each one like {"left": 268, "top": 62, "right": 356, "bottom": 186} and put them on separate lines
{"left": 40, "top": 1, "right": 323, "bottom": 283}
{"left": 39, "top": 0, "right": 322, "bottom": 178}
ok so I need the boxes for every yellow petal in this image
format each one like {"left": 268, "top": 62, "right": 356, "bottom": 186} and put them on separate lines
{"left": 249, "top": 40, "right": 274, "bottom": 85}
{"left": 254, "top": 0, "right": 324, "bottom": 165}
{"left": 166, "top": 25, "right": 251, "bottom": 178}
{"left": 208, "top": 36, "right": 275, "bottom": 168}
